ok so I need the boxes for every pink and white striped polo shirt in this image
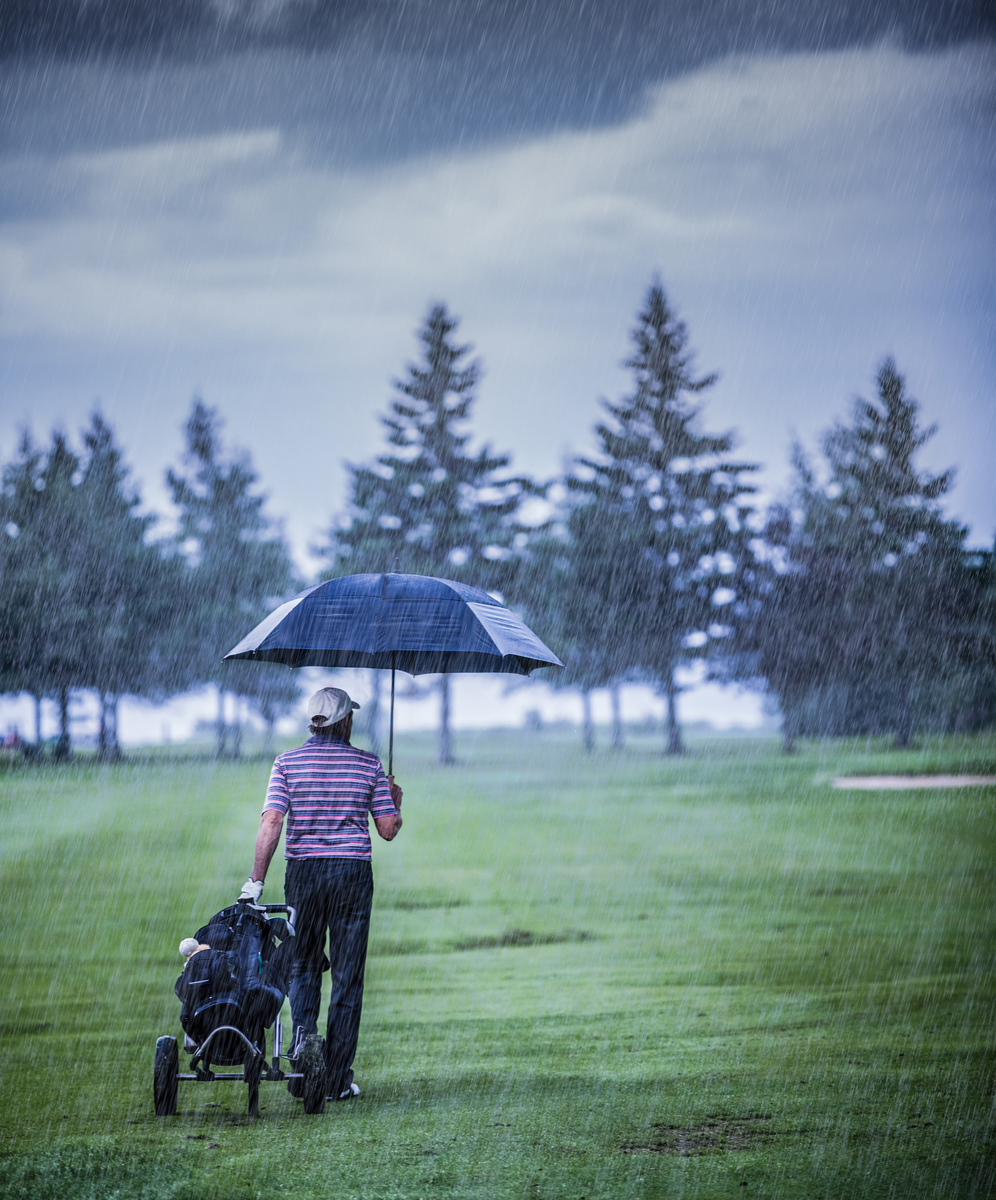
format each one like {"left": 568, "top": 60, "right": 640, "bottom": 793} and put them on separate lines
{"left": 263, "top": 736, "right": 396, "bottom": 861}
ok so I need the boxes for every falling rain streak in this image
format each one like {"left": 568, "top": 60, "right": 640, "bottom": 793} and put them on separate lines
{"left": 0, "top": 2, "right": 994, "bottom": 1197}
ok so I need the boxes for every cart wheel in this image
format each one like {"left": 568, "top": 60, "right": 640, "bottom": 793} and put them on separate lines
{"left": 301, "top": 1035, "right": 326, "bottom": 1115}
{"left": 246, "top": 1031, "right": 264, "bottom": 1118}
{"left": 154, "top": 1036, "right": 179, "bottom": 1116}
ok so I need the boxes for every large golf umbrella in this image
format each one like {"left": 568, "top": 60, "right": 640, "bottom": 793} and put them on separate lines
{"left": 223, "top": 572, "right": 562, "bottom": 772}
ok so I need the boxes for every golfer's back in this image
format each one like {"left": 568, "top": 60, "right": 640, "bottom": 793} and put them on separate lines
{"left": 263, "top": 735, "right": 395, "bottom": 861}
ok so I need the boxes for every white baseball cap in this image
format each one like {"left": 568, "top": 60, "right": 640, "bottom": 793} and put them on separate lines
{"left": 308, "top": 686, "right": 360, "bottom": 725}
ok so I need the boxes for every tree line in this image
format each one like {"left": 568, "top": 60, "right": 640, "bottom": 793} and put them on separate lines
{"left": 2, "top": 283, "right": 994, "bottom": 760}
{"left": 0, "top": 405, "right": 298, "bottom": 759}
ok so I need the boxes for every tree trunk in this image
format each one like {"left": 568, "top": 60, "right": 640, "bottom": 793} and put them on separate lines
{"left": 230, "top": 697, "right": 243, "bottom": 759}
{"left": 54, "top": 687, "right": 72, "bottom": 761}
{"left": 26, "top": 693, "right": 44, "bottom": 760}
{"left": 262, "top": 717, "right": 276, "bottom": 759}
{"left": 663, "top": 668, "right": 684, "bottom": 756}
{"left": 108, "top": 694, "right": 122, "bottom": 759}
{"left": 894, "top": 695, "right": 913, "bottom": 748}
{"left": 581, "top": 689, "right": 595, "bottom": 753}
{"left": 98, "top": 693, "right": 123, "bottom": 762}
{"left": 781, "top": 708, "right": 797, "bottom": 755}
{"left": 98, "top": 692, "right": 109, "bottom": 760}
{"left": 216, "top": 686, "right": 227, "bottom": 759}
{"left": 438, "top": 675, "right": 454, "bottom": 764}
{"left": 610, "top": 683, "right": 624, "bottom": 750}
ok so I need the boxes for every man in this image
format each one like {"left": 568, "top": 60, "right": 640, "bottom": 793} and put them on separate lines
{"left": 239, "top": 686, "right": 402, "bottom": 1101}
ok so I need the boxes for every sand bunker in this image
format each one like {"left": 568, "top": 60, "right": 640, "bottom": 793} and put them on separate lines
{"left": 832, "top": 776, "right": 996, "bottom": 790}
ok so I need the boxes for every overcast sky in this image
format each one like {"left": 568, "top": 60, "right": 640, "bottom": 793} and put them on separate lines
{"left": 2, "top": 1, "right": 994, "bottom": 572}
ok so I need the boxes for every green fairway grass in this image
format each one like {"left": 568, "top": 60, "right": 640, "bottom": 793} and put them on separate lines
{"left": 1, "top": 729, "right": 994, "bottom": 1199}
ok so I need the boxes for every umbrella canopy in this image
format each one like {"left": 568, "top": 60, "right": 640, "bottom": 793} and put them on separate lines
{"left": 224, "top": 573, "right": 562, "bottom": 676}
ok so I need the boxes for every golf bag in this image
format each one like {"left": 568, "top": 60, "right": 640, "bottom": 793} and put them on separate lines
{"left": 175, "top": 903, "right": 294, "bottom": 1064}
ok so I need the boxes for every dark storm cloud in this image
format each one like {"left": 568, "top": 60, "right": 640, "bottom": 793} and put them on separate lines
{"left": 0, "top": 0, "right": 368, "bottom": 60}
{"left": 2, "top": 1, "right": 993, "bottom": 163}
{"left": 3, "top": 0, "right": 991, "bottom": 62}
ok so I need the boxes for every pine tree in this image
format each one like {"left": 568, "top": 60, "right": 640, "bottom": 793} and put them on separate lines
{"left": 0, "top": 434, "right": 44, "bottom": 743}
{"left": 167, "top": 399, "right": 299, "bottom": 758}
{"left": 564, "top": 283, "right": 758, "bottom": 754}
{"left": 749, "top": 359, "right": 980, "bottom": 748}
{"left": 76, "top": 413, "right": 195, "bottom": 758}
{"left": 519, "top": 503, "right": 620, "bottom": 754}
{"left": 0, "top": 430, "right": 92, "bottom": 758}
{"left": 321, "top": 304, "right": 528, "bottom": 763}
{"left": 0, "top": 418, "right": 201, "bottom": 760}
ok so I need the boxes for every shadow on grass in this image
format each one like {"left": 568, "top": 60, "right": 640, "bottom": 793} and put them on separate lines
{"left": 370, "top": 928, "right": 595, "bottom": 956}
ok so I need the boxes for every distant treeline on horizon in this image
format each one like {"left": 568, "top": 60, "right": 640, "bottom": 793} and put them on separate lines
{"left": 2, "top": 281, "right": 993, "bottom": 763}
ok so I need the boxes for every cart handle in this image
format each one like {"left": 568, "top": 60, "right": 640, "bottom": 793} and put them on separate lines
{"left": 238, "top": 900, "right": 297, "bottom": 933}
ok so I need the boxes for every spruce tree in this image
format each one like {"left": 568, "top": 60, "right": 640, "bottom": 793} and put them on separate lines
{"left": 0, "top": 430, "right": 92, "bottom": 758}
{"left": 0, "top": 434, "right": 44, "bottom": 743}
{"left": 0, "top": 418, "right": 201, "bottom": 759}
{"left": 519, "top": 504, "right": 619, "bottom": 754}
{"left": 749, "top": 359, "right": 980, "bottom": 748}
{"left": 565, "top": 283, "right": 758, "bottom": 754}
{"left": 76, "top": 412, "right": 194, "bottom": 758}
{"left": 321, "top": 304, "right": 527, "bottom": 763}
{"left": 168, "top": 399, "right": 299, "bottom": 757}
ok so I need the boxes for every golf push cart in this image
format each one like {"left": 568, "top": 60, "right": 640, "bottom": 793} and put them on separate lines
{"left": 153, "top": 900, "right": 327, "bottom": 1117}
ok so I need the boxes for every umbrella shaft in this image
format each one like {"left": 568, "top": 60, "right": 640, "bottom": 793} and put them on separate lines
{"left": 389, "top": 656, "right": 396, "bottom": 776}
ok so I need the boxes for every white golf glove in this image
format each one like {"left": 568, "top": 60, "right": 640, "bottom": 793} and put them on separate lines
{"left": 238, "top": 878, "right": 264, "bottom": 903}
